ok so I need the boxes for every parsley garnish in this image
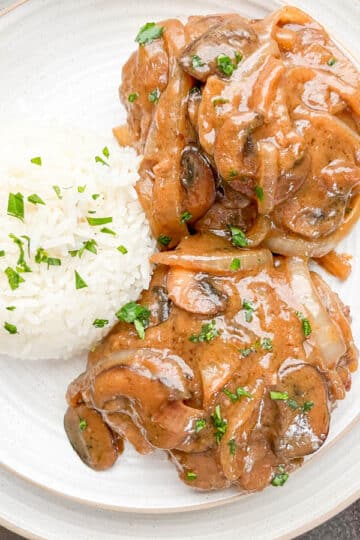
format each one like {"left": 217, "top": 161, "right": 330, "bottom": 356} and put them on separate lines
{"left": 79, "top": 419, "right": 87, "bottom": 431}
{"left": 4, "top": 322, "right": 18, "bottom": 335}
{"left": 228, "top": 169, "right": 238, "bottom": 178}
{"left": 128, "top": 92, "right": 139, "bottom": 103}
{"left": 186, "top": 471, "right": 197, "bottom": 481}
{"left": 261, "top": 337, "right": 273, "bottom": 351}
{"left": 35, "top": 247, "right": 61, "bottom": 268}
{"left": 7, "top": 192, "right": 24, "bottom": 222}
{"left": 95, "top": 147, "right": 110, "bottom": 166}
{"left": 180, "top": 210, "right": 192, "bottom": 224}
{"left": 92, "top": 194, "right": 100, "bottom": 200}
{"left": 27, "top": 194, "right": 45, "bottom": 205}
{"left": 223, "top": 386, "right": 253, "bottom": 402}
{"left": 30, "top": 156, "right": 42, "bottom": 166}
{"left": 100, "top": 227, "right": 116, "bottom": 235}
{"left": 157, "top": 234, "right": 171, "bottom": 246}
{"left": 52, "top": 185, "right": 62, "bottom": 199}
{"left": 76, "top": 239, "right": 97, "bottom": 257}
{"left": 6, "top": 306, "right": 16, "bottom": 311}
{"left": 242, "top": 299, "right": 255, "bottom": 322}
{"left": 75, "top": 270, "right": 88, "bottom": 290}
{"left": 93, "top": 319, "right": 109, "bottom": 328}
{"left": 0, "top": 251, "right": 5, "bottom": 257}
{"left": 228, "top": 439, "right": 236, "bottom": 455}
{"left": 148, "top": 88, "right": 160, "bottom": 104}
{"left": 102, "top": 146, "right": 110, "bottom": 159}
{"left": 239, "top": 347, "right": 254, "bottom": 357}
{"left": 229, "top": 225, "right": 248, "bottom": 247}
{"left": 211, "top": 405, "right": 227, "bottom": 444}
{"left": 327, "top": 57, "right": 337, "bottom": 66}
{"left": 270, "top": 390, "right": 289, "bottom": 401}
{"left": 116, "top": 301, "right": 150, "bottom": 339}
{"left": 9, "top": 234, "right": 31, "bottom": 273}
{"left": 296, "top": 311, "right": 312, "bottom": 337}
{"left": 271, "top": 465, "right": 288, "bottom": 487}
{"left": 77, "top": 185, "right": 86, "bottom": 193}
{"left": 213, "top": 97, "right": 229, "bottom": 107}
{"left": 230, "top": 257, "right": 241, "bottom": 271}
{"left": 195, "top": 419, "right": 206, "bottom": 433}
{"left": 191, "top": 55, "right": 204, "bottom": 68}
{"left": 117, "top": 245, "right": 128, "bottom": 254}
{"left": 254, "top": 185, "right": 264, "bottom": 201}
{"left": 87, "top": 216, "right": 112, "bottom": 226}
{"left": 217, "top": 54, "right": 236, "bottom": 76}
{"left": 5, "top": 267, "right": 24, "bottom": 290}
{"left": 189, "top": 320, "right": 219, "bottom": 343}
{"left": 301, "top": 401, "right": 314, "bottom": 412}
{"left": 135, "top": 22, "right": 164, "bottom": 46}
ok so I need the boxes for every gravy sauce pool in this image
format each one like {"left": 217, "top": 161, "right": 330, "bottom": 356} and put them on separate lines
{"left": 65, "top": 6, "right": 359, "bottom": 493}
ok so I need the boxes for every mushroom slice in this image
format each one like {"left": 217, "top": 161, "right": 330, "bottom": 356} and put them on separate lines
{"left": 64, "top": 405, "right": 121, "bottom": 471}
{"left": 169, "top": 449, "right": 230, "bottom": 490}
{"left": 179, "top": 16, "right": 258, "bottom": 82}
{"left": 104, "top": 412, "right": 153, "bottom": 455}
{"left": 180, "top": 145, "right": 216, "bottom": 223}
{"left": 167, "top": 267, "right": 227, "bottom": 315}
{"left": 273, "top": 363, "right": 330, "bottom": 459}
{"left": 275, "top": 153, "right": 311, "bottom": 206}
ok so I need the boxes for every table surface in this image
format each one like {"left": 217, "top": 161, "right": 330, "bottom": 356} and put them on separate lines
{"left": 0, "top": 499, "right": 359, "bottom": 539}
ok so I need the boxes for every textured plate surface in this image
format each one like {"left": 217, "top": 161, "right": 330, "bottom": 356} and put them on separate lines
{"left": 0, "top": 0, "right": 359, "bottom": 515}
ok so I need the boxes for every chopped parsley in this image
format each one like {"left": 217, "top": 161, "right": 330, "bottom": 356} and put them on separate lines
{"left": 242, "top": 299, "right": 255, "bottom": 322}
{"left": 148, "top": 88, "right": 161, "bottom": 104}
{"left": 186, "top": 471, "right": 197, "bottom": 481}
{"left": 52, "top": 185, "right": 62, "bottom": 199}
{"left": 228, "top": 169, "right": 238, "bottom": 178}
{"left": 6, "top": 306, "right": 16, "bottom": 311}
{"left": 287, "top": 399, "right": 299, "bottom": 410}
{"left": 27, "top": 194, "right": 45, "bottom": 205}
{"left": 135, "top": 22, "right": 164, "bottom": 46}
{"left": 75, "top": 270, "right": 88, "bottom": 290}
{"left": 271, "top": 465, "right": 288, "bottom": 487}
{"left": 4, "top": 321, "right": 18, "bottom": 335}
{"left": 223, "top": 386, "right": 253, "bottom": 403}
{"left": 102, "top": 146, "right": 110, "bottom": 159}
{"left": 235, "top": 51, "right": 243, "bottom": 64}
{"left": 100, "top": 227, "right": 116, "bottom": 236}
{"left": 9, "top": 234, "right": 31, "bottom": 273}
{"left": 191, "top": 55, "right": 205, "bottom": 68}
{"left": 195, "top": 419, "right": 206, "bottom": 433}
{"left": 327, "top": 57, "right": 337, "bottom": 66}
{"left": 0, "top": 251, "right": 5, "bottom": 257}
{"left": 228, "top": 439, "right": 236, "bottom": 455}
{"left": 189, "top": 320, "right": 219, "bottom": 343}
{"left": 239, "top": 346, "right": 255, "bottom": 357}
{"left": 7, "top": 192, "right": 24, "bottom": 222}
{"left": 92, "top": 193, "right": 100, "bottom": 200}
{"left": 230, "top": 257, "right": 241, "bottom": 271}
{"left": 211, "top": 404, "right": 227, "bottom": 444}
{"left": 95, "top": 147, "right": 110, "bottom": 166}
{"left": 157, "top": 234, "right": 171, "bottom": 246}
{"left": 35, "top": 247, "right": 61, "bottom": 268}
{"left": 77, "top": 185, "right": 86, "bottom": 193}
{"left": 80, "top": 239, "right": 97, "bottom": 257}
{"left": 254, "top": 185, "right": 264, "bottom": 201}
{"left": 270, "top": 390, "right": 289, "bottom": 401}
{"left": 117, "top": 245, "right": 128, "bottom": 254}
{"left": 261, "top": 337, "right": 273, "bottom": 351}
{"left": 30, "top": 156, "right": 42, "bottom": 166}
{"left": 5, "top": 267, "right": 24, "bottom": 290}
{"left": 116, "top": 301, "right": 150, "bottom": 339}
{"left": 296, "top": 311, "right": 312, "bottom": 337}
{"left": 301, "top": 401, "right": 314, "bottom": 412}
{"left": 213, "top": 97, "right": 229, "bottom": 107}
{"left": 93, "top": 319, "right": 109, "bottom": 328}
{"left": 128, "top": 92, "right": 139, "bottom": 103}
{"left": 180, "top": 210, "right": 192, "bottom": 224}
{"left": 87, "top": 216, "right": 113, "bottom": 226}
{"left": 229, "top": 225, "right": 248, "bottom": 247}
{"left": 79, "top": 419, "right": 87, "bottom": 431}
{"left": 217, "top": 54, "right": 237, "bottom": 76}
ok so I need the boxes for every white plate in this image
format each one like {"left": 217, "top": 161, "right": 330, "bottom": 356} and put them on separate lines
{"left": 0, "top": 0, "right": 359, "bottom": 518}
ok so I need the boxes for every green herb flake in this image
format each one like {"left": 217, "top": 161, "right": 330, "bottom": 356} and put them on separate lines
{"left": 75, "top": 270, "right": 88, "bottom": 290}
{"left": 93, "top": 319, "right": 109, "bottom": 328}
{"left": 254, "top": 185, "right": 264, "bottom": 201}
{"left": 195, "top": 419, "right": 206, "bottom": 433}
{"left": 327, "top": 57, "right": 337, "bottom": 66}
{"left": 228, "top": 169, "right": 238, "bottom": 179}
{"left": 128, "top": 92, "right": 139, "bottom": 103}
{"left": 7, "top": 192, "right": 24, "bottom": 222}
{"left": 287, "top": 399, "right": 299, "bottom": 410}
{"left": 77, "top": 185, "right": 86, "bottom": 194}
{"left": 30, "top": 156, "right": 42, "bottom": 166}
{"left": 230, "top": 257, "right": 241, "bottom": 271}
{"left": 6, "top": 306, "right": 16, "bottom": 311}
{"left": 213, "top": 97, "right": 230, "bottom": 107}
{"left": 180, "top": 210, "right": 192, "bottom": 224}
{"left": 4, "top": 321, "right": 18, "bottom": 335}
{"left": 0, "top": 250, "right": 5, "bottom": 257}
{"left": 217, "top": 54, "right": 235, "bottom": 76}
{"left": 79, "top": 419, "right": 87, "bottom": 431}
{"left": 116, "top": 301, "right": 150, "bottom": 339}
{"left": 100, "top": 227, "right": 116, "bottom": 236}
{"left": 92, "top": 194, "right": 100, "bottom": 200}
{"left": 9, "top": 234, "right": 31, "bottom": 273}
{"left": 27, "top": 194, "right": 45, "bottom": 205}
{"left": 223, "top": 387, "right": 253, "bottom": 402}
{"left": 95, "top": 155, "right": 109, "bottom": 167}
{"left": 229, "top": 225, "right": 248, "bottom": 247}
{"left": 296, "top": 311, "right": 312, "bottom": 337}
{"left": 135, "top": 22, "right": 164, "bottom": 46}
{"left": 271, "top": 465, "right": 289, "bottom": 487}
{"left": 261, "top": 337, "right": 273, "bottom": 351}
{"left": 223, "top": 388, "right": 238, "bottom": 403}
{"left": 148, "top": 88, "right": 161, "bottom": 104}
{"left": 52, "top": 185, "right": 62, "bottom": 199}
{"left": 186, "top": 471, "right": 197, "bottom": 481}
{"left": 77, "top": 239, "right": 97, "bottom": 257}
{"left": 191, "top": 55, "right": 205, "bottom": 68}
{"left": 87, "top": 216, "right": 113, "bottom": 226}
{"left": 235, "top": 51, "right": 243, "bottom": 64}
{"left": 102, "top": 146, "right": 110, "bottom": 159}
{"left": 35, "top": 247, "right": 48, "bottom": 264}
{"left": 189, "top": 320, "right": 219, "bottom": 343}
{"left": 157, "top": 234, "right": 171, "bottom": 246}
{"left": 239, "top": 346, "right": 254, "bottom": 358}
{"left": 301, "top": 401, "right": 314, "bottom": 413}
{"left": 47, "top": 257, "right": 61, "bottom": 267}
{"left": 270, "top": 390, "right": 289, "bottom": 401}
{"left": 242, "top": 299, "right": 255, "bottom": 322}
{"left": 211, "top": 404, "right": 228, "bottom": 444}
{"left": 117, "top": 245, "right": 128, "bottom": 254}
{"left": 5, "top": 267, "right": 25, "bottom": 290}
{"left": 228, "top": 439, "right": 236, "bottom": 455}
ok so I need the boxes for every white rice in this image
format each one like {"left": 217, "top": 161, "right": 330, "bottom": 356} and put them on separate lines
{"left": 0, "top": 122, "right": 155, "bottom": 360}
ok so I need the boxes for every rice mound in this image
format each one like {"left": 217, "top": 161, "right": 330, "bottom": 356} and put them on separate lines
{"left": 0, "top": 122, "right": 155, "bottom": 360}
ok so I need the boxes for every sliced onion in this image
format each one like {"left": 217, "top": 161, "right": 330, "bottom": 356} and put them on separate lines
{"left": 285, "top": 257, "right": 346, "bottom": 369}
{"left": 246, "top": 216, "right": 271, "bottom": 246}
{"left": 256, "top": 141, "right": 279, "bottom": 214}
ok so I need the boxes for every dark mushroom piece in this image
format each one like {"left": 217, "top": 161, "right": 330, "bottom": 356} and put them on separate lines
{"left": 273, "top": 363, "right": 330, "bottom": 459}
{"left": 64, "top": 405, "right": 121, "bottom": 471}
{"left": 275, "top": 153, "right": 311, "bottom": 206}
{"left": 180, "top": 145, "right": 216, "bottom": 224}
{"left": 179, "top": 16, "right": 258, "bottom": 82}
{"left": 169, "top": 449, "right": 230, "bottom": 490}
